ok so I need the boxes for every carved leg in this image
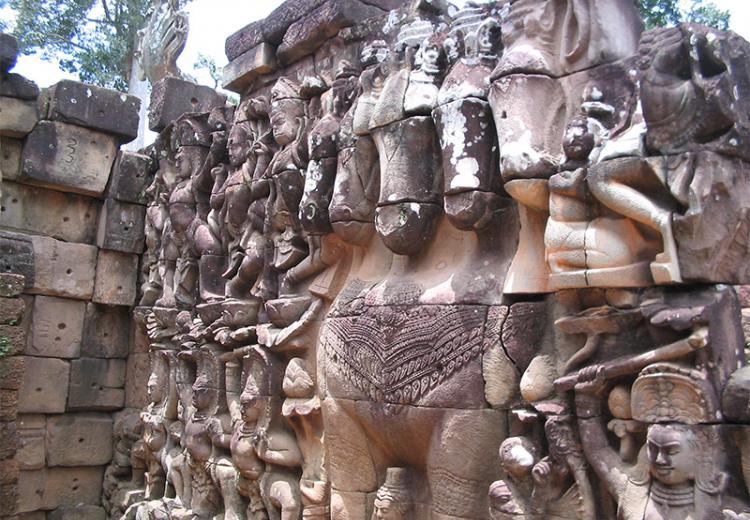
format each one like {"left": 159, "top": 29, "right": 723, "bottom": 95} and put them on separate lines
{"left": 587, "top": 159, "right": 681, "bottom": 283}
{"left": 323, "top": 398, "right": 378, "bottom": 519}
{"left": 214, "top": 460, "right": 248, "bottom": 520}
{"left": 427, "top": 409, "right": 506, "bottom": 520}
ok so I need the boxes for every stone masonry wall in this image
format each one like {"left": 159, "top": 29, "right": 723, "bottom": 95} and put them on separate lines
{"left": 0, "top": 34, "right": 150, "bottom": 519}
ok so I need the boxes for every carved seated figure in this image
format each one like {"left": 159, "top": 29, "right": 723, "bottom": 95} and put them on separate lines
{"left": 545, "top": 114, "right": 666, "bottom": 289}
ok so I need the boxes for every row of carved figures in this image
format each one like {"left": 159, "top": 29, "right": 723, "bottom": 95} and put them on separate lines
{"left": 107, "top": 0, "right": 750, "bottom": 518}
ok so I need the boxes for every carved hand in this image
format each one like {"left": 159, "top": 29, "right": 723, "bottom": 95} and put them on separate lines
{"left": 574, "top": 365, "right": 607, "bottom": 396}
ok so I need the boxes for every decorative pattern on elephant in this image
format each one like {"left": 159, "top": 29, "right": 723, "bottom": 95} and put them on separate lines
{"left": 323, "top": 305, "right": 486, "bottom": 404}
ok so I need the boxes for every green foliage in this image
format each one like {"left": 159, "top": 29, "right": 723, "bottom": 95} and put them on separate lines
{"left": 10, "top": 0, "right": 151, "bottom": 91}
{"left": 0, "top": 335, "right": 10, "bottom": 359}
{"left": 640, "top": 0, "right": 730, "bottom": 30}
{"left": 194, "top": 52, "right": 220, "bottom": 89}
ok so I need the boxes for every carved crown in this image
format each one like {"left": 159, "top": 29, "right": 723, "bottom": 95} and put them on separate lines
{"left": 631, "top": 363, "right": 721, "bottom": 425}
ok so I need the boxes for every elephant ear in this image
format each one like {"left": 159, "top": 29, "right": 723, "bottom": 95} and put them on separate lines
{"left": 562, "top": 0, "right": 591, "bottom": 64}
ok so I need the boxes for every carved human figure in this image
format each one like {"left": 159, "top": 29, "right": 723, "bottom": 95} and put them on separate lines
{"left": 183, "top": 374, "right": 223, "bottom": 516}
{"left": 222, "top": 97, "right": 275, "bottom": 300}
{"left": 265, "top": 77, "right": 311, "bottom": 297}
{"left": 157, "top": 114, "right": 223, "bottom": 308}
{"left": 488, "top": 436, "right": 539, "bottom": 518}
{"left": 574, "top": 363, "right": 747, "bottom": 519}
{"left": 282, "top": 358, "right": 326, "bottom": 517}
{"left": 141, "top": 362, "right": 172, "bottom": 499}
{"left": 245, "top": 364, "right": 304, "bottom": 520}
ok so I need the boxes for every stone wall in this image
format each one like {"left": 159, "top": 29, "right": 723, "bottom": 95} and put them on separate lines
{"left": 0, "top": 34, "right": 149, "bottom": 519}
{"left": 112, "top": 1, "right": 750, "bottom": 519}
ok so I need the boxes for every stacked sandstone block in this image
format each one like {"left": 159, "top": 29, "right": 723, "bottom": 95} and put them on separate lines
{"left": 0, "top": 272, "right": 26, "bottom": 520}
{"left": 0, "top": 34, "right": 151, "bottom": 519}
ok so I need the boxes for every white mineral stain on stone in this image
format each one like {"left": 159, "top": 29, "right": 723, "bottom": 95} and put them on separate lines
{"left": 451, "top": 157, "right": 480, "bottom": 189}
{"left": 86, "top": 88, "right": 92, "bottom": 98}
{"left": 439, "top": 101, "right": 468, "bottom": 166}
{"left": 500, "top": 128, "right": 542, "bottom": 174}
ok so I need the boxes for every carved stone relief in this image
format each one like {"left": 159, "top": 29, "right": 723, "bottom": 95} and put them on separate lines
{"left": 122, "top": 1, "right": 750, "bottom": 519}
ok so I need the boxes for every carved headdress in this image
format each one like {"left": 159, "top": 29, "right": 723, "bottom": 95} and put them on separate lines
{"left": 631, "top": 363, "right": 721, "bottom": 424}
{"left": 171, "top": 112, "right": 212, "bottom": 148}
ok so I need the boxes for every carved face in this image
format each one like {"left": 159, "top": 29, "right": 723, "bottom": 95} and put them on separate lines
{"left": 227, "top": 123, "right": 251, "bottom": 166}
{"left": 191, "top": 385, "right": 212, "bottom": 411}
{"left": 419, "top": 43, "right": 443, "bottom": 73}
{"left": 240, "top": 394, "right": 260, "bottom": 422}
{"left": 477, "top": 19, "right": 501, "bottom": 57}
{"left": 372, "top": 498, "right": 402, "bottom": 520}
{"left": 147, "top": 372, "right": 164, "bottom": 404}
{"left": 270, "top": 99, "right": 304, "bottom": 146}
{"left": 499, "top": 438, "right": 537, "bottom": 479}
{"left": 488, "top": 480, "right": 524, "bottom": 518}
{"left": 647, "top": 425, "right": 696, "bottom": 486}
{"left": 174, "top": 146, "right": 206, "bottom": 181}
{"left": 562, "top": 117, "right": 595, "bottom": 161}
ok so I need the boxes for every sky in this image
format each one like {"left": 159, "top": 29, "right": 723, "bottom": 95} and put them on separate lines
{"left": 5, "top": 0, "right": 750, "bottom": 90}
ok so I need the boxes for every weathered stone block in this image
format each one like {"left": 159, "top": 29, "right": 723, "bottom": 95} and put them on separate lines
{"left": 17, "top": 414, "right": 45, "bottom": 471}
{"left": 0, "top": 323, "right": 28, "bottom": 357}
{"left": 0, "top": 96, "right": 38, "bottom": 138}
{"left": 104, "top": 151, "right": 152, "bottom": 204}
{"left": 17, "top": 468, "right": 44, "bottom": 513}
{"left": 0, "top": 389, "right": 18, "bottom": 421}
{"left": 29, "top": 296, "right": 85, "bottom": 358}
{"left": 0, "top": 457, "right": 19, "bottom": 484}
{"left": 0, "top": 482, "right": 20, "bottom": 515}
{"left": 28, "top": 235, "right": 97, "bottom": 300}
{"left": 1, "top": 137, "right": 23, "bottom": 181}
{"left": 46, "top": 413, "right": 113, "bottom": 466}
{"left": 20, "top": 511, "right": 47, "bottom": 520}
{"left": 0, "top": 296, "right": 24, "bottom": 325}
{"left": 125, "top": 352, "right": 149, "bottom": 409}
{"left": 49, "top": 505, "right": 106, "bottom": 520}
{"left": 223, "top": 42, "right": 278, "bottom": 94}
{"left": 42, "top": 466, "right": 104, "bottom": 509}
{"left": 277, "top": 0, "right": 383, "bottom": 65}
{"left": 45, "top": 80, "right": 140, "bottom": 142}
{"left": 81, "top": 303, "right": 129, "bottom": 358}
{"left": 225, "top": 20, "right": 265, "bottom": 61}
{"left": 1, "top": 181, "right": 100, "bottom": 244}
{"left": 148, "top": 77, "right": 226, "bottom": 132}
{"left": 0, "top": 420, "right": 18, "bottom": 459}
{"left": 20, "top": 121, "right": 118, "bottom": 197}
{"left": 0, "top": 33, "right": 18, "bottom": 74}
{"left": 0, "top": 232, "right": 34, "bottom": 289}
{"left": 92, "top": 250, "right": 138, "bottom": 307}
{"left": 67, "top": 358, "right": 125, "bottom": 411}
{"left": 0, "top": 356, "right": 23, "bottom": 390}
{"left": 0, "top": 72, "right": 39, "bottom": 101}
{"left": 18, "top": 357, "right": 69, "bottom": 414}
{"left": 95, "top": 198, "right": 145, "bottom": 254}
{"left": 0, "top": 272, "right": 25, "bottom": 297}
